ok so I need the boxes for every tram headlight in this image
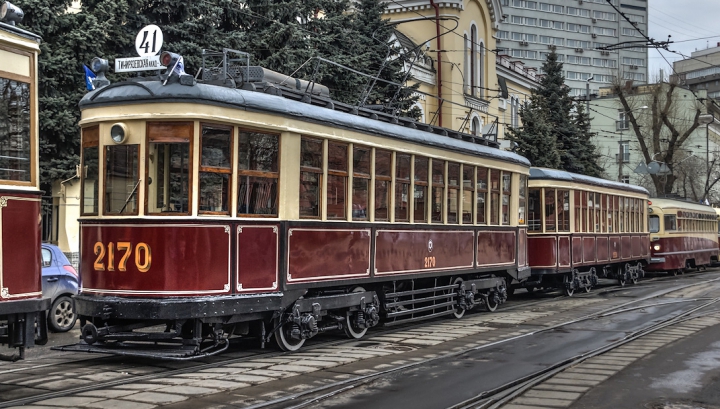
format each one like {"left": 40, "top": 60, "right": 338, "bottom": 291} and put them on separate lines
{"left": 653, "top": 244, "right": 661, "bottom": 251}
{"left": 0, "top": 2, "right": 24, "bottom": 26}
{"left": 110, "top": 123, "right": 128, "bottom": 144}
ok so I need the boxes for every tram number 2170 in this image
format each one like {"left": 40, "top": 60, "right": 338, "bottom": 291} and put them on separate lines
{"left": 94, "top": 242, "right": 152, "bottom": 272}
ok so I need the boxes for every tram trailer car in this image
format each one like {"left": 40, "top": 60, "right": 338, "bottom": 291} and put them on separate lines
{"left": 0, "top": 7, "right": 50, "bottom": 361}
{"left": 647, "top": 198, "right": 719, "bottom": 275}
{"left": 70, "top": 50, "right": 532, "bottom": 358}
{"left": 524, "top": 168, "right": 650, "bottom": 295}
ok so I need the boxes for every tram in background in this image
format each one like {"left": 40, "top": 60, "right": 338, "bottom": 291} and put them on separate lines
{"left": 524, "top": 168, "right": 650, "bottom": 295}
{"left": 0, "top": 2, "right": 49, "bottom": 361}
{"left": 69, "top": 49, "right": 531, "bottom": 358}
{"left": 647, "top": 198, "right": 719, "bottom": 275}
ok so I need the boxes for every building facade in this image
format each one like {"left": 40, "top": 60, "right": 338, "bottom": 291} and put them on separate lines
{"left": 673, "top": 45, "right": 720, "bottom": 101}
{"left": 496, "top": 0, "right": 648, "bottom": 97}
{"left": 384, "top": 0, "right": 539, "bottom": 144}
{"left": 590, "top": 84, "right": 720, "bottom": 198}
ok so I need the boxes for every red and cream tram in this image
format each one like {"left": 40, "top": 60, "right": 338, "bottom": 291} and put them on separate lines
{"left": 646, "top": 198, "right": 719, "bottom": 274}
{"left": 71, "top": 50, "right": 531, "bottom": 358}
{"left": 0, "top": 5, "right": 49, "bottom": 361}
{"left": 525, "top": 168, "right": 650, "bottom": 295}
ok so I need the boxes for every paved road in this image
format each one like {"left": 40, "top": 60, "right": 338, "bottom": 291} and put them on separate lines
{"left": 2, "top": 271, "right": 720, "bottom": 409}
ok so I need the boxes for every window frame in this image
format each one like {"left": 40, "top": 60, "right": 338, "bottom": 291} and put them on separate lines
{"left": 236, "top": 128, "right": 280, "bottom": 218}
{"left": 103, "top": 143, "right": 141, "bottom": 216}
{"left": 299, "top": 136, "right": 324, "bottom": 220}
{"left": 145, "top": 121, "right": 194, "bottom": 216}
{"left": 199, "top": 122, "right": 233, "bottom": 215}
{"left": 80, "top": 126, "right": 100, "bottom": 216}
{"left": 0, "top": 44, "right": 35, "bottom": 187}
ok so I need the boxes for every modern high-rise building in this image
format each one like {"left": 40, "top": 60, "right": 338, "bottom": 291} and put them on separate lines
{"left": 673, "top": 45, "right": 720, "bottom": 101}
{"left": 496, "top": 0, "right": 649, "bottom": 97}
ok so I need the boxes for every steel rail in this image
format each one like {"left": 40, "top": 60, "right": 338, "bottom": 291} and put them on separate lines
{"left": 2, "top": 271, "right": 718, "bottom": 408}
{"left": 225, "top": 275, "right": 720, "bottom": 409}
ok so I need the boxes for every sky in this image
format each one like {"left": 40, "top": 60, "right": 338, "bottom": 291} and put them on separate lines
{"left": 647, "top": 0, "right": 720, "bottom": 81}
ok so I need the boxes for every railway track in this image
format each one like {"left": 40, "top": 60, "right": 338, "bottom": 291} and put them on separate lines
{"left": 1, "top": 271, "right": 718, "bottom": 409}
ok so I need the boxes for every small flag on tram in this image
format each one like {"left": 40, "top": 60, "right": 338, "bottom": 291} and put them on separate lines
{"left": 83, "top": 65, "right": 96, "bottom": 91}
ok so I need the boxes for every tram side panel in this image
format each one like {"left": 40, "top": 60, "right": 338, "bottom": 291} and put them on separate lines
{"left": 648, "top": 233, "right": 718, "bottom": 271}
{"left": 80, "top": 223, "right": 234, "bottom": 297}
{"left": 0, "top": 194, "right": 43, "bottom": 299}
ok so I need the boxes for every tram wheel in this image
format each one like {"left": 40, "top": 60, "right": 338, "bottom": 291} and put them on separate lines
{"left": 485, "top": 292, "right": 499, "bottom": 312}
{"left": 452, "top": 277, "right": 466, "bottom": 319}
{"left": 584, "top": 284, "right": 592, "bottom": 293}
{"left": 617, "top": 265, "right": 626, "bottom": 287}
{"left": 274, "top": 318, "right": 305, "bottom": 352}
{"left": 344, "top": 287, "right": 369, "bottom": 339}
{"left": 672, "top": 269, "right": 680, "bottom": 276}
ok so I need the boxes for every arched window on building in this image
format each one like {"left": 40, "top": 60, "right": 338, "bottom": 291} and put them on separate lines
{"left": 470, "top": 25, "right": 477, "bottom": 97}
{"left": 463, "top": 34, "right": 470, "bottom": 94}
{"left": 471, "top": 116, "right": 482, "bottom": 136}
{"left": 478, "top": 40, "right": 485, "bottom": 98}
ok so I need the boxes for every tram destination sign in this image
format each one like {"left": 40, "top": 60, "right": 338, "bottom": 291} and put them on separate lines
{"left": 114, "top": 55, "right": 166, "bottom": 73}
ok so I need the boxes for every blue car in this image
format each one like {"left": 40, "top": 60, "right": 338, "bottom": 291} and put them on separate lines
{"left": 41, "top": 244, "right": 79, "bottom": 332}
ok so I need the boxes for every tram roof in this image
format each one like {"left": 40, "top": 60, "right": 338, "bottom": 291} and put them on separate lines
{"left": 647, "top": 197, "right": 717, "bottom": 214}
{"left": 529, "top": 167, "right": 649, "bottom": 195}
{"left": 79, "top": 80, "right": 531, "bottom": 167}
{"left": 0, "top": 22, "right": 41, "bottom": 42}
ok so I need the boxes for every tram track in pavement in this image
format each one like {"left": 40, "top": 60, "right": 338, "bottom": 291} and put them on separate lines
{"left": 1, "top": 271, "right": 718, "bottom": 408}
{"left": 179, "top": 273, "right": 720, "bottom": 409}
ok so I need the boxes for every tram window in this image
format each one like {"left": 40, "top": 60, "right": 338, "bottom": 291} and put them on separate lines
{"left": 476, "top": 167, "right": 488, "bottom": 224}
{"left": 327, "top": 142, "right": 348, "bottom": 220}
{"left": 199, "top": 124, "right": 232, "bottom": 214}
{"left": 462, "top": 165, "right": 474, "bottom": 224}
{"left": 375, "top": 149, "right": 392, "bottom": 221}
{"left": 352, "top": 146, "right": 370, "bottom": 220}
{"left": 607, "top": 195, "right": 613, "bottom": 233}
{"left": 146, "top": 122, "right": 192, "bottom": 215}
{"left": 431, "top": 159, "right": 445, "bottom": 223}
{"left": 649, "top": 215, "right": 659, "bottom": 233}
{"left": 580, "top": 192, "right": 589, "bottom": 233}
{"left": 558, "top": 190, "right": 570, "bottom": 231}
{"left": 490, "top": 169, "right": 500, "bottom": 225}
{"left": 613, "top": 196, "right": 620, "bottom": 233}
{"left": 81, "top": 127, "right": 99, "bottom": 215}
{"left": 447, "top": 162, "right": 460, "bottom": 224}
{"left": 587, "top": 192, "right": 594, "bottom": 233}
{"left": 664, "top": 214, "right": 677, "bottom": 231}
{"left": 502, "top": 173, "right": 511, "bottom": 225}
{"left": 574, "top": 191, "right": 581, "bottom": 232}
{"left": 528, "top": 188, "right": 541, "bottom": 232}
{"left": 0, "top": 78, "right": 31, "bottom": 182}
{"left": 104, "top": 144, "right": 139, "bottom": 215}
{"left": 395, "top": 154, "right": 411, "bottom": 222}
{"left": 594, "top": 193, "right": 601, "bottom": 232}
{"left": 518, "top": 175, "right": 527, "bottom": 226}
{"left": 600, "top": 194, "right": 607, "bottom": 232}
{"left": 238, "top": 131, "right": 279, "bottom": 216}
{"left": 545, "top": 189, "right": 556, "bottom": 232}
{"left": 414, "top": 156, "right": 429, "bottom": 223}
{"left": 300, "top": 137, "right": 322, "bottom": 218}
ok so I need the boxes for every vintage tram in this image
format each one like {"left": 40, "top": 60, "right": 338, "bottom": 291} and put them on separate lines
{"left": 0, "top": 4, "right": 49, "bottom": 361}
{"left": 524, "top": 168, "right": 650, "bottom": 295}
{"left": 647, "top": 198, "right": 719, "bottom": 275}
{"left": 71, "top": 50, "right": 531, "bottom": 358}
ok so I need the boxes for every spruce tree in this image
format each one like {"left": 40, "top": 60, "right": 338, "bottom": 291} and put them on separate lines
{"left": 507, "top": 50, "right": 601, "bottom": 176}
{"left": 573, "top": 103, "right": 603, "bottom": 177}
{"left": 507, "top": 98, "right": 560, "bottom": 168}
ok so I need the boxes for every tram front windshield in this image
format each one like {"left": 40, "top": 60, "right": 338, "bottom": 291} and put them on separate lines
{"left": 648, "top": 215, "right": 659, "bottom": 233}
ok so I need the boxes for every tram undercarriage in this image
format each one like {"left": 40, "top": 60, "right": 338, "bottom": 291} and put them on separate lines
{"left": 521, "top": 261, "right": 645, "bottom": 296}
{"left": 64, "top": 274, "right": 508, "bottom": 359}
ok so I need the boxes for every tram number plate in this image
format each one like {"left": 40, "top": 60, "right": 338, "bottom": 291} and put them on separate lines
{"left": 93, "top": 242, "right": 152, "bottom": 272}
{"left": 424, "top": 256, "right": 436, "bottom": 268}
